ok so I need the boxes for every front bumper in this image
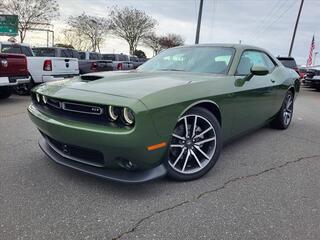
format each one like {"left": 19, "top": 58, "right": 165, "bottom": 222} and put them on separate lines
{"left": 39, "top": 136, "right": 167, "bottom": 183}
{"left": 28, "top": 102, "right": 169, "bottom": 182}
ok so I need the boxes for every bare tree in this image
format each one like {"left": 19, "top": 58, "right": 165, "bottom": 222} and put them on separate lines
{"left": 57, "top": 28, "right": 92, "bottom": 51}
{"left": 0, "top": 0, "right": 59, "bottom": 43}
{"left": 142, "top": 33, "right": 162, "bottom": 56}
{"left": 159, "top": 33, "right": 184, "bottom": 49}
{"left": 67, "top": 13, "right": 109, "bottom": 52}
{"left": 109, "top": 7, "right": 157, "bottom": 54}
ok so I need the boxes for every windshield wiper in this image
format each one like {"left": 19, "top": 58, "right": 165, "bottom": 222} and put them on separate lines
{"left": 159, "top": 68, "right": 184, "bottom": 72}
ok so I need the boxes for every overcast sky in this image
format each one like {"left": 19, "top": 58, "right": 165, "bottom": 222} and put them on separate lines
{"left": 3, "top": 0, "right": 319, "bottom": 65}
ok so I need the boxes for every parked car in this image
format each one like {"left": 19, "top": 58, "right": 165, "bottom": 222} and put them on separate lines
{"left": 277, "top": 56, "right": 300, "bottom": 75}
{"left": 28, "top": 44, "right": 300, "bottom": 183}
{"left": 304, "top": 68, "right": 320, "bottom": 90}
{"left": 101, "top": 53, "right": 134, "bottom": 70}
{"left": 0, "top": 53, "right": 30, "bottom": 99}
{"left": 78, "top": 51, "right": 113, "bottom": 74}
{"left": 298, "top": 67, "right": 308, "bottom": 79}
{"left": 33, "top": 47, "right": 113, "bottom": 74}
{"left": 129, "top": 55, "right": 144, "bottom": 69}
{"left": 1, "top": 42, "right": 79, "bottom": 94}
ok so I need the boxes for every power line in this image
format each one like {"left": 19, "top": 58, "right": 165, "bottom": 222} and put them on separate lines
{"left": 246, "top": 0, "right": 286, "bottom": 41}
{"left": 254, "top": 0, "right": 299, "bottom": 42}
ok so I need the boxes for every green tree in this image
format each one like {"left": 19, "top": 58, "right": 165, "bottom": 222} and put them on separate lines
{"left": 133, "top": 49, "right": 146, "bottom": 59}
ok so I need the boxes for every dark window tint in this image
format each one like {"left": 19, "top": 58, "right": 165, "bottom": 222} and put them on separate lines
{"left": 71, "top": 50, "right": 80, "bottom": 59}
{"left": 1, "top": 44, "right": 22, "bottom": 54}
{"left": 119, "top": 54, "right": 129, "bottom": 61}
{"left": 130, "top": 56, "right": 138, "bottom": 62}
{"left": 277, "top": 58, "right": 297, "bottom": 69}
{"left": 79, "top": 52, "right": 86, "bottom": 60}
{"left": 102, "top": 54, "right": 116, "bottom": 61}
{"left": 21, "top": 46, "right": 33, "bottom": 56}
{"left": 33, "top": 48, "right": 56, "bottom": 57}
{"left": 89, "top": 53, "right": 100, "bottom": 60}
{"left": 61, "top": 49, "right": 73, "bottom": 58}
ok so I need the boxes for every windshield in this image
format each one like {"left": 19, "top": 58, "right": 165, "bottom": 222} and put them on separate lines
{"left": 139, "top": 46, "right": 235, "bottom": 74}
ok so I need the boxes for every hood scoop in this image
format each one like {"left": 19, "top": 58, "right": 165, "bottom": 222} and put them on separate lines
{"left": 81, "top": 75, "right": 104, "bottom": 81}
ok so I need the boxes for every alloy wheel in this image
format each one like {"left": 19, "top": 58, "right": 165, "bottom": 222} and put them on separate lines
{"left": 283, "top": 94, "right": 293, "bottom": 126}
{"left": 168, "top": 114, "right": 217, "bottom": 174}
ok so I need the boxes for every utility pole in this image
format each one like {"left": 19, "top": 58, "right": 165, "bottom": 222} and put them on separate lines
{"left": 288, "top": 0, "right": 304, "bottom": 56}
{"left": 195, "top": 0, "right": 204, "bottom": 44}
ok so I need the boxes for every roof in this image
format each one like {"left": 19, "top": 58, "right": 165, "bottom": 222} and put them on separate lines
{"left": 178, "top": 43, "right": 267, "bottom": 51}
{"left": 0, "top": 41, "right": 31, "bottom": 47}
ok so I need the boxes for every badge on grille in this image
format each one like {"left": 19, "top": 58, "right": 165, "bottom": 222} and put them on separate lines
{"left": 1, "top": 59, "right": 8, "bottom": 68}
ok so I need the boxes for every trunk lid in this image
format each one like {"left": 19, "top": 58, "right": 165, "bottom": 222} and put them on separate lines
{"left": 31, "top": 57, "right": 79, "bottom": 74}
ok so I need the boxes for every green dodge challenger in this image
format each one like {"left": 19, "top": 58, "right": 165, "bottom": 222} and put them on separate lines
{"left": 28, "top": 44, "right": 300, "bottom": 182}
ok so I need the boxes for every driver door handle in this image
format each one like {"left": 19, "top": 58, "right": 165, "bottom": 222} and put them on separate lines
{"left": 271, "top": 79, "right": 275, "bottom": 83}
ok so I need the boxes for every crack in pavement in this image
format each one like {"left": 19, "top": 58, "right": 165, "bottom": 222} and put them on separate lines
{"left": 282, "top": 132, "right": 320, "bottom": 145}
{"left": 112, "top": 154, "right": 320, "bottom": 240}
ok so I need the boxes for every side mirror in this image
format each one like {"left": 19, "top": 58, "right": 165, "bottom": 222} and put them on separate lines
{"left": 251, "top": 65, "right": 269, "bottom": 76}
{"left": 235, "top": 65, "right": 269, "bottom": 87}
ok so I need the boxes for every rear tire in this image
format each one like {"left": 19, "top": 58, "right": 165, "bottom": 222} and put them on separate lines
{"left": 271, "top": 91, "right": 294, "bottom": 130}
{"left": 165, "top": 107, "right": 222, "bottom": 181}
{"left": 14, "top": 83, "right": 30, "bottom": 95}
{"left": 0, "top": 86, "right": 12, "bottom": 99}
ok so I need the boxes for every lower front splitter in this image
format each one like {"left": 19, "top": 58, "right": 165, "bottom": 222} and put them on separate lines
{"left": 38, "top": 136, "right": 167, "bottom": 183}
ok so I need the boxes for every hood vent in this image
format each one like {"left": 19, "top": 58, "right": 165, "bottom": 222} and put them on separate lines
{"left": 80, "top": 75, "right": 104, "bottom": 81}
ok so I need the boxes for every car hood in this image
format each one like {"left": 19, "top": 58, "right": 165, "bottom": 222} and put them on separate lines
{"left": 59, "top": 71, "right": 219, "bottom": 100}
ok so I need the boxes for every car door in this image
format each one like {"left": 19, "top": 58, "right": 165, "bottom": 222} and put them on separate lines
{"left": 232, "top": 50, "right": 277, "bottom": 135}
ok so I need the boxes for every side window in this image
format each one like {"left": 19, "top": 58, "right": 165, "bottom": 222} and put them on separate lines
{"left": 61, "top": 49, "right": 72, "bottom": 58}
{"left": 21, "top": 46, "right": 33, "bottom": 56}
{"left": 71, "top": 50, "right": 80, "bottom": 59}
{"left": 89, "top": 53, "right": 98, "bottom": 60}
{"left": 237, "top": 50, "right": 273, "bottom": 75}
{"left": 262, "top": 53, "right": 276, "bottom": 72}
{"left": 61, "top": 49, "right": 67, "bottom": 57}
{"left": 78, "top": 52, "right": 85, "bottom": 60}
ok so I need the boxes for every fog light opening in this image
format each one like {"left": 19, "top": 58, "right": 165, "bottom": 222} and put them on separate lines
{"left": 118, "top": 158, "right": 135, "bottom": 170}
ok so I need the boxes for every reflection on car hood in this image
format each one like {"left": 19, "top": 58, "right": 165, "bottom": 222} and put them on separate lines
{"left": 62, "top": 71, "right": 211, "bottom": 100}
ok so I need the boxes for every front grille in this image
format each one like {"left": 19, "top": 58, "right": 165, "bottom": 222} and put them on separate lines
{"left": 63, "top": 102, "right": 103, "bottom": 115}
{"left": 31, "top": 94, "right": 133, "bottom": 128}
{"left": 32, "top": 94, "right": 113, "bottom": 126}
{"left": 44, "top": 133, "right": 105, "bottom": 167}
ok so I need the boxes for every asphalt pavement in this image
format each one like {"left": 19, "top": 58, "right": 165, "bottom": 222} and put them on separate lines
{"left": 1, "top": 87, "right": 320, "bottom": 240}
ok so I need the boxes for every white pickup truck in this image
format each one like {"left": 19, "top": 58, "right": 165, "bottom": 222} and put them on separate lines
{"left": 0, "top": 42, "right": 79, "bottom": 93}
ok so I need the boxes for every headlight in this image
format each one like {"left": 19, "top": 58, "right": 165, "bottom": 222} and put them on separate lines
{"left": 36, "top": 93, "right": 41, "bottom": 103}
{"left": 122, "top": 107, "right": 135, "bottom": 125}
{"left": 42, "top": 95, "right": 47, "bottom": 104}
{"left": 108, "top": 105, "right": 119, "bottom": 121}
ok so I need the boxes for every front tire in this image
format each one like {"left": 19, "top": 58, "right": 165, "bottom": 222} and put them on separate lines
{"left": 165, "top": 107, "right": 222, "bottom": 181}
{"left": 271, "top": 91, "right": 294, "bottom": 129}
